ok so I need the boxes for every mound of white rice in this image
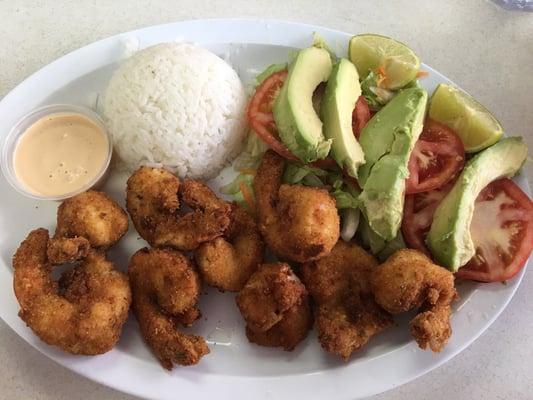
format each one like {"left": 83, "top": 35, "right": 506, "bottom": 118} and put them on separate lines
{"left": 102, "top": 42, "right": 247, "bottom": 179}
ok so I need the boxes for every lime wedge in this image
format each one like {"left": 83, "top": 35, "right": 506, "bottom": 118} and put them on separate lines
{"left": 429, "top": 84, "right": 503, "bottom": 152}
{"left": 349, "top": 34, "right": 420, "bottom": 90}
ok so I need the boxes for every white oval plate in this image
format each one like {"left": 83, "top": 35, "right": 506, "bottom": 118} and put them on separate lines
{"left": 0, "top": 18, "right": 530, "bottom": 400}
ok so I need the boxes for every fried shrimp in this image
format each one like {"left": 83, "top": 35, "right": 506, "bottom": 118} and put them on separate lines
{"left": 128, "top": 247, "right": 209, "bottom": 369}
{"left": 125, "top": 166, "right": 180, "bottom": 240}
{"left": 301, "top": 240, "right": 393, "bottom": 360}
{"left": 195, "top": 204, "right": 264, "bottom": 291}
{"left": 153, "top": 179, "right": 231, "bottom": 250}
{"left": 236, "top": 263, "right": 312, "bottom": 350}
{"left": 55, "top": 190, "right": 129, "bottom": 248}
{"left": 370, "top": 249, "right": 458, "bottom": 352}
{"left": 236, "top": 263, "right": 305, "bottom": 332}
{"left": 126, "top": 166, "right": 231, "bottom": 251}
{"left": 46, "top": 236, "right": 91, "bottom": 264}
{"left": 12, "top": 229, "right": 131, "bottom": 355}
{"left": 254, "top": 151, "right": 340, "bottom": 263}
{"left": 245, "top": 300, "right": 313, "bottom": 351}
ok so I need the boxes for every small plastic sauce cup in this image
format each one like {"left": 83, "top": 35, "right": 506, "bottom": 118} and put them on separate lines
{"left": 1, "top": 104, "right": 112, "bottom": 201}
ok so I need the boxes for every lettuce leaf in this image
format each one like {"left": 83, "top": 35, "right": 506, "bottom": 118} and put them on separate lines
{"left": 357, "top": 214, "right": 406, "bottom": 259}
{"left": 332, "top": 185, "right": 359, "bottom": 209}
{"left": 220, "top": 172, "right": 255, "bottom": 211}
{"left": 222, "top": 134, "right": 266, "bottom": 211}
{"left": 376, "top": 232, "right": 406, "bottom": 262}
{"left": 331, "top": 184, "right": 360, "bottom": 210}
{"left": 361, "top": 71, "right": 395, "bottom": 110}
{"left": 283, "top": 165, "right": 359, "bottom": 209}
{"left": 283, "top": 163, "right": 327, "bottom": 184}
{"left": 328, "top": 173, "right": 359, "bottom": 209}
{"left": 361, "top": 71, "right": 421, "bottom": 112}
{"left": 234, "top": 130, "right": 269, "bottom": 171}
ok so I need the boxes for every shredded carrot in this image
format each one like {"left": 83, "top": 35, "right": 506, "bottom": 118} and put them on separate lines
{"left": 376, "top": 66, "right": 387, "bottom": 87}
{"left": 416, "top": 70, "right": 429, "bottom": 78}
{"left": 238, "top": 168, "right": 257, "bottom": 176}
{"left": 239, "top": 182, "right": 256, "bottom": 212}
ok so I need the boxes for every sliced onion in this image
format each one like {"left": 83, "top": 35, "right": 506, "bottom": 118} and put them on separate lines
{"left": 340, "top": 208, "right": 360, "bottom": 242}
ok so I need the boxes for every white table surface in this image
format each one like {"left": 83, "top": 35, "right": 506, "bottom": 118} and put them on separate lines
{"left": 1, "top": 1, "right": 532, "bottom": 399}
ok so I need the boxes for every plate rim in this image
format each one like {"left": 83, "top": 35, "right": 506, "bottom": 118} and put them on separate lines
{"left": 0, "top": 17, "right": 530, "bottom": 400}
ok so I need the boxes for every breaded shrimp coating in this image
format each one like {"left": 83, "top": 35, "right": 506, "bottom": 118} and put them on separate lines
{"left": 301, "top": 240, "right": 392, "bottom": 360}
{"left": 370, "top": 249, "right": 457, "bottom": 352}
{"left": 128, "top": 248, "right": 208, "bottom": 369}
{"left": 130, "top": 247, "right": 201, "bottom": 317}
{"left": 126, "top": 167, "right": 231, "bottom": 251}
{"left": 125, "top": 166, "right": 181, "bottom": 241}
{"left": 46, "top": 236, "right": 90, "bottom": 264}
{"left": 245, "top": 300, "right": 313, "bottom": 351}
{"left": 153, "top": 179, "right": 231, "bottom": 250}
{"left": 236, "top": 263, "right": 306, "bottom": 332}
{"left": 195, "top": 204, "right": 264, "bottom": 291}
{"left": 313, "top": 298, "right": 391, "bottom": 360}
{"left": 55, "top": 190, "right": 129, "bottom": 248}
{"left": 172, "top": 306, "right": 201, "bottom": 328}
{"left": 254, "top": 151, "right": 340, "bottom": 263}
{"left": 13, "top": 229, "right": 131, "bottom": 355}
{"left": 236, "top": 263, "right": 312, "bottom": 350}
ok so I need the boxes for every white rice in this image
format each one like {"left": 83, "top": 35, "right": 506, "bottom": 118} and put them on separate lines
{"left": 102, "top": 42, "right": 248, "bottom": 179}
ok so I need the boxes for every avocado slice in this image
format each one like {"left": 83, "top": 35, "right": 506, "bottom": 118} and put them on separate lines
{"left": 320, "top": 58, "right": 365, "bottom": 177}
{"left": 256, "top": 63, "right": 287, "bottom": 85}
{"left": 358, "top": 87, "right": 428, "bottom": 240}
{"left": 427, "top": 137, "right": 528, "bottom": 271}
{"left": 273, "top": 46, "right": 333, "bottom": 162}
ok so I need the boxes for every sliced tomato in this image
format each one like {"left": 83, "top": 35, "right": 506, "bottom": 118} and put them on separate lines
{"left": 405, "top": 119, "right": 465, "bottom": 194}
{"left": 352, "top": 96, "right": 371, "bottom": 139}
{"left": 341, "top": 169, "right": 361, "bottom": 190}
{"left": 248, "top": 72, "right": 371, "bottom": 164}
{"left": 403, "top": 178, "right": 533, "bottom": 282}
{"left": 402, "top": 181, "right": 454, "bottom": 255}
{"left": 310, "top": 158, "right": 337, "bottom": 169}
{"left": 457, "top": 179, "right": 533, "bottom": 282}
{"left": 246, "top": 70, "right": 298, "bottom": 161}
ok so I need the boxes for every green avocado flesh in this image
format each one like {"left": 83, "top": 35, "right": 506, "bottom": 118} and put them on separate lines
{"left": 358, "top": 214, "right": 406, "bottom": 261}
{"left": 427, "top": 137, "right": 528, "bottom": 271}
{"left": 357, "top": 87, "right": 428, "bottom": 240}
{"left": 320, "top": 58, "right": 365, "bottom": 178}
{"left": 273, "top": 46, "right": 333, "bottom": 163}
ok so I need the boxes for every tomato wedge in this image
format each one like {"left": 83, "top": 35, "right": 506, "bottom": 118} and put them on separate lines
{"left": 246, "top": 70, "right": 297, "bottom": 161}
{"left": 248, "top": 71, "right": 373, "bottom": 162}
{"left": 457, "top": 179, "right": 533, "bottom": 282}
{"left": 402, "top": 181, "right": 454, "bottom": 255}
{"left": 405, "top": 119, "right": 465, "bottom": 194}
{"left": 403, "top": 178, "right": 533, "bottom": 282}
{"left": 352, "top": 96, "right": 371, "bottom": 139}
